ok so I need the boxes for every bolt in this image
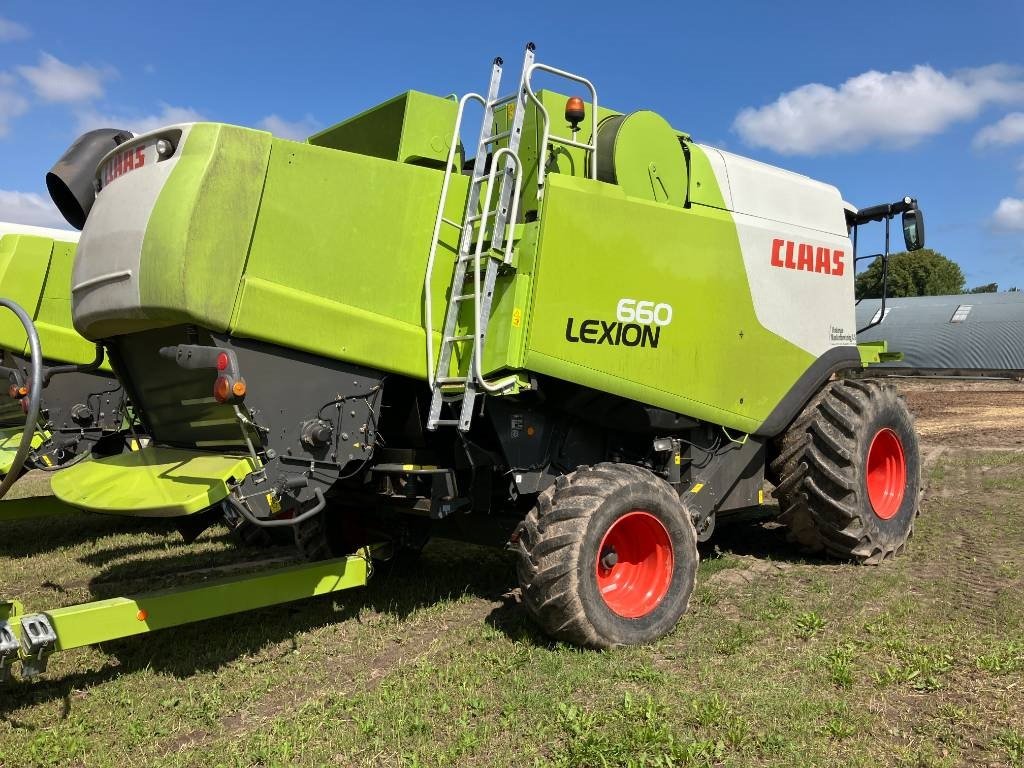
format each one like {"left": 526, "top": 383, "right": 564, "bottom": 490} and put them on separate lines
{"left": 600, "top": 547, "right": 618, "bottom": 570}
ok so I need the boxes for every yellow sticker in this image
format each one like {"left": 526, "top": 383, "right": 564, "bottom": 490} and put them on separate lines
{"left": 674, "top": 454, "right": 681, "bottom": 465}
{"left": 758, "top": 489, "right": 765, "bottom": 504}
{"left": 690, "top": 482, "right": 704, "bottom": 494}
{"left": 41, "top": 455, "right": 53, "bottom": 467}
{"left": 512, "top": 308, "right": 522, "bottom": 328}
{"left": 506, "top": 103, "right": 515, "bottom": 121}
{"left": 265, "top": 493, "right": 282, "bottom": 514}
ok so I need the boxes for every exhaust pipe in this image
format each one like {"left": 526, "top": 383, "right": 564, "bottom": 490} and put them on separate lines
{"left": 46, "top": 128, "right": 132, "bottom": 230}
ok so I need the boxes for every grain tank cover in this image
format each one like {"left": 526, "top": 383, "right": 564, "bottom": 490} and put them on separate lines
{"left": 596, "top": 111, "right": 687, "bottom": 206}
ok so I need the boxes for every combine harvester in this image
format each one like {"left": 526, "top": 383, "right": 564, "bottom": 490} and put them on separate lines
{"left": 0, "top": 224, "right": 136, "bottom": 492}
{"left": 1, "top": 44, "right": 925, "bottom": 680}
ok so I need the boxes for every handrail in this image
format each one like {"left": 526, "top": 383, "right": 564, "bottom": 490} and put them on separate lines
{"left": 0, "top": 299, "right": 42, "bottom": 499}
{"left": 423, "top": 92, "right": 485, "bottom": 387}
{"left": 523, "top": 62, "right": 599, "bottom": 197}
{"left": 471, "top": 147, "right": 522, "bottom": 394}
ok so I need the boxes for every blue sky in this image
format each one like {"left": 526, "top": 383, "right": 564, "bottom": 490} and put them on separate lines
{"left": 1, "top": 1, "right": 1023, "bottom": 289}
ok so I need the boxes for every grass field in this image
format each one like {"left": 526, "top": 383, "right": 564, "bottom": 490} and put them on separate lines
{"left": 1, "top": 383, "right": 1022, "bottom": 767}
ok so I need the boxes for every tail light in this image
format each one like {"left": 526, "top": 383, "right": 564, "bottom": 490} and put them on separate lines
{"left": 159, "top": 344, "right": 247, "bottom": 404}
{"left": 214, "top": 375, "right": 246, "bottom": 404}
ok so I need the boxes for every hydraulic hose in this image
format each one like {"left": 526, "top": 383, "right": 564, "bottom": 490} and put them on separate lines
{"left": 224, "top": 486, "right": 327, "bottom": 529}
{"left": 0, "top": 299, "right": 42, "bottom": 499}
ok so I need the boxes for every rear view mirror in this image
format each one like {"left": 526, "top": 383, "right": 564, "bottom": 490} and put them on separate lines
{"left": 902, "top": 208, "right": 925, "bottom": 251}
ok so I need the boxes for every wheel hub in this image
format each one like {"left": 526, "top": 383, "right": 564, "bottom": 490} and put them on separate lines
{"left": 595, "top": 510, "right": 674, "bottom": 619}
{"left": 866, "top": 427, "right": 907, "bottom": 520}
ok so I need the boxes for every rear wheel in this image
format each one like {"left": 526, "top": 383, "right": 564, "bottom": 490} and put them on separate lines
{"left": 771, "top": 379, "right": 920, "bottom": 563}
{"left": 514, "top": 463, "right": 698, "bottom": 648}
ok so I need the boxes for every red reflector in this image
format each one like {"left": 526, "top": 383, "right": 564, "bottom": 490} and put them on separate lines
{"left": 216, "top": 352, "right": 229, "bottom": 371}
{"left": 137, "top": 609, "right": 148, "bottom": 622}
{"left": 213, "top": 376, "right": 232, "bottom": 403}
{"left": 20, "top": 397, "right": 29, "bottom": 413}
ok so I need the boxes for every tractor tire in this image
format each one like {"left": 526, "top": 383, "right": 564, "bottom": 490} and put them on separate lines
{"left": 770, "top": 378, "right": 920, "bottom": 564}
{"left": 514, "top": 462, "right": 698, "bottom": 648}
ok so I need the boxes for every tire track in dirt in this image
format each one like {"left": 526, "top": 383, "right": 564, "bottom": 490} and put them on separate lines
{"left": 912, "top": 448, "right": 1023, "bottom": 618}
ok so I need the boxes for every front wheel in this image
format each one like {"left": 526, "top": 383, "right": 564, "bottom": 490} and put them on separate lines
{"left": 514, "top": 463, "right": 698, "bottom": 648}
{"left": 770, "top": 378, "right": 921, "bottom": 563}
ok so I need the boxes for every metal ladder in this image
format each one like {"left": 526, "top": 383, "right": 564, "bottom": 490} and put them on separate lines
{"left": 423, "top": 44, "right": 534, "bottom": 431}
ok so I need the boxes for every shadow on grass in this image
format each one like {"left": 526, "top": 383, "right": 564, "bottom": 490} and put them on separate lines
{"left": 0, "top": 538, "right": 518, "bottom": 713}
{"left": 1, "top": 505, "right": 832, "bottom": 710}
{"left": 0, "top": 512, "right": 172, "bottom": 560}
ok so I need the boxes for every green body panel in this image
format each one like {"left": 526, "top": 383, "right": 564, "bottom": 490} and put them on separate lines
{"left": 521, "top": 171, "right": 813, "bottom": 433}
{"left": 309, "top": 90, "right": 460, "bottom": 169}
{"left": 858, "top": 340, "right": 904, "bottom": 365}
{"left": 50, "top": 446, "right": 257, "bottom": 516}
{"left": 0, "top": 427, "right": 44, "bottom": 475}
{"left": 229, "top": 133, "right": 466, "bottom": 377}
{"left": 0, "top": 234, "right": 110, "bottom": 368}
{"left": 598, "top": 111, "right": 689, "bottom": 206}
{"left": 4, "top": 553, "right": 368, "bottom": 653}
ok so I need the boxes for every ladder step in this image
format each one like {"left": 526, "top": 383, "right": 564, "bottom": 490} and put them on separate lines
{"left": 482, "top": 130, "right": 512, "bottom": 145}
{"left": 440, "top": 216, "right": 463, "bottom": 230}
{"left": 435, "top": 376, "right": 467, "bottom": 385}
{"left": 491, "top": 93, "right": 518, "bottom": 108}
{"left": 453, "top": 294, "right": 475, "bottom": 302}
{"left": 431, "top": 419, "right": 462, "bottom": 427}
{"left": 444, "top": 334, "right": 475, "bottom": 342}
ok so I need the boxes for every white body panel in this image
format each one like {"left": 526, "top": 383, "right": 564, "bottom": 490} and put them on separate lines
{"left": 72, "top": 125, "right": 192, "bottom": 334}
{"left": 698, "top": 144, "right": 857, "bottom": 357}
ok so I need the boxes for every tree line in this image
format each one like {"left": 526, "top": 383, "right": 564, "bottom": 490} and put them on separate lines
{"left": 855, "top": 249, "right": 1019, "bottom": 298}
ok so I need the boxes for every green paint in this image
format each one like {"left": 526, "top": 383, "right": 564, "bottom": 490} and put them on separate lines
{"left": 0, "top": 494, "right": 80, "bottom": 522}
{"left": 50, "top": 446, "right": 256, "bottom": 517}
{"left": 0, "top": 427, "right": 44, "bottom": 475}
{"left": 0, "top": 234, "right": 111, "bottom": 368}
{"left": 4, "top": 552, "right": 368, "bottom": 654}
{"left": 523, "top": 170, "right": 812, "bottom": 432}
{"left": 309, "top": 90, "right": 460, "bottom": 169}
{"left": 858, "top": 339, "right": 904, "bottom": 365}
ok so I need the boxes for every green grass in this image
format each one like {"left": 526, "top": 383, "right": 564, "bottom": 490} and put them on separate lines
{"left": 1, "top": 450, "right": 1023, "bottom": 767}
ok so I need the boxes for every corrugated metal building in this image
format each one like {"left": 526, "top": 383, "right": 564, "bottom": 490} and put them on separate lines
{"left": 855, "top": 292, "right": 1024, "bottom": 375}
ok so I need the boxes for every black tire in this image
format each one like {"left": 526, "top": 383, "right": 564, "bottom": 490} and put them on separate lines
{"left": 514, "top": 462, "right": 698, "bottom": 649}
{"left": 770, "top": 378, "right": 920, "bottom": 564}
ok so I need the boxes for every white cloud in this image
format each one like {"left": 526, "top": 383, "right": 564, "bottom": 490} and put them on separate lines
{"left": 733, "top": 65, "right": 1024, "bottom": 155}
{"left": 0, "top": 17, "right": 29, "bottom": 41}
{"left": 0, "top": 189, "right": 68, "bottom": 228}
{"left": 76, "top": 103, "right": 205, "bottom": 135}
{"left": 18, "top": 52, "right": 111, "bottom": 103}
{"left": 991, "top": 197, "right": 1024, "bottom": 231}
{"left": 974, "top": 112, "right": 1024, "bottom": 148}
{"left": 0, "top": 76, "right": 28, "bottom": 136}
{"left": 258, "top": 114, "right": 320, "bottom": 140}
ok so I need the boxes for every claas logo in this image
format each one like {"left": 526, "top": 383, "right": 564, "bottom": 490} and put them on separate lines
{"left": 770, "top": 238, "right": 845, "bottom": 276}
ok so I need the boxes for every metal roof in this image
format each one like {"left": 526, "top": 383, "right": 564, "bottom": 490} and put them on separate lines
{"left": 855, "top": 292, "right": 1024, "bottom": 371}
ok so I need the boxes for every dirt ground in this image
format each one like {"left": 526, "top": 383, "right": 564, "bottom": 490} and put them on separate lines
{"left": 0, "top": 379, "right": 1022, "bottom": 767}
{"left": 896, "top": 377, "right": 1024, "bottom": 448}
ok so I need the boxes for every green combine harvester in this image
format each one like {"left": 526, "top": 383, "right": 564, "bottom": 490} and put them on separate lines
{"left": 1, "top": 44, "right": 925, "bottom": 678}
{"left": 0, "top": 226, "right": 136, "bottom": 484}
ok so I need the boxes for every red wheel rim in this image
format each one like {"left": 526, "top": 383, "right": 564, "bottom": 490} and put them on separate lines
{"left": 866, "top": 428, "right": 907, "bottom": 520}
{"left": 595, "top": 510, "right": 674, "bottom": 619}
